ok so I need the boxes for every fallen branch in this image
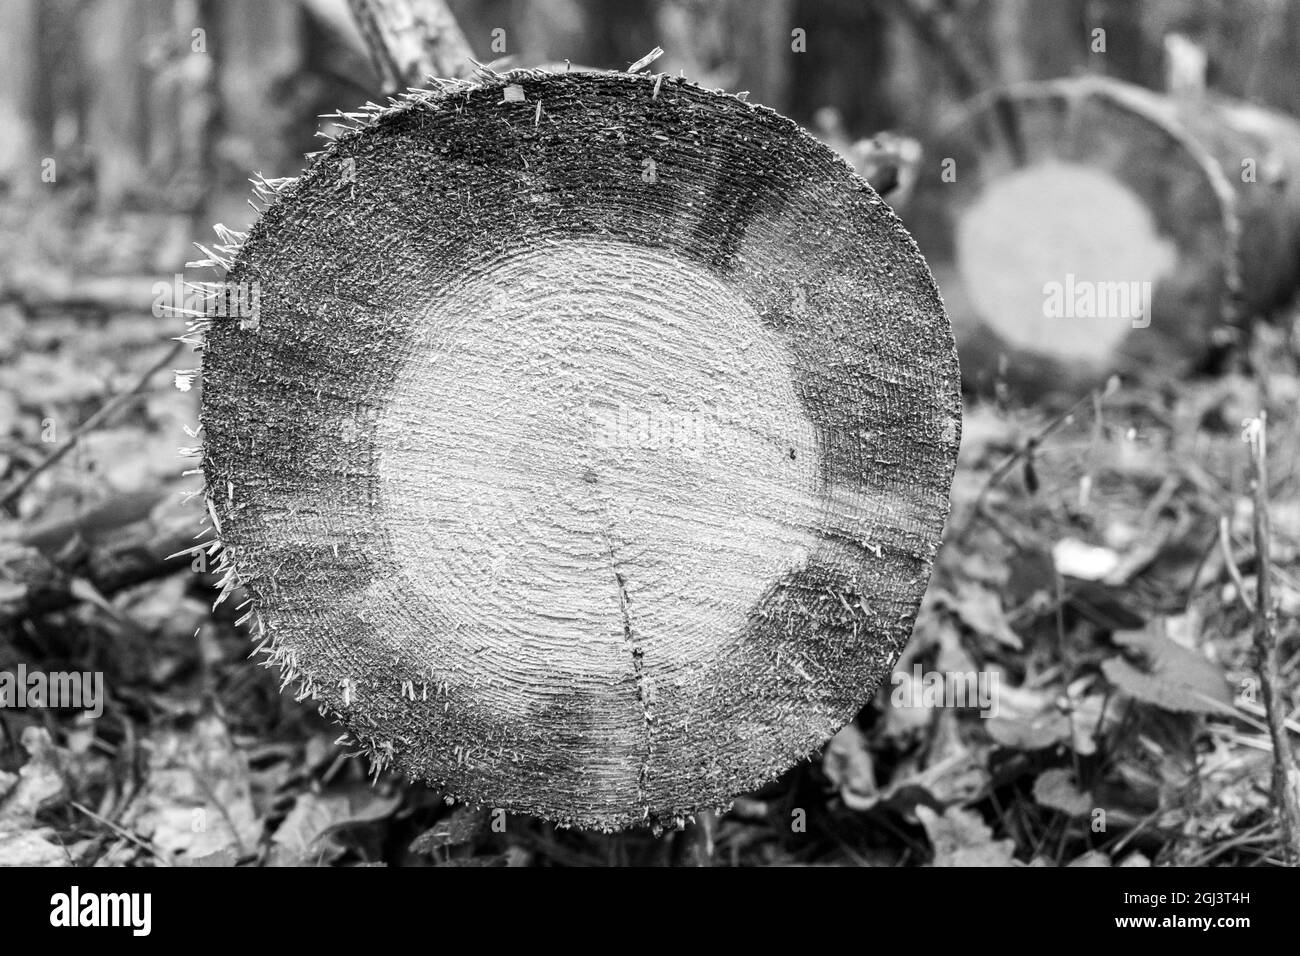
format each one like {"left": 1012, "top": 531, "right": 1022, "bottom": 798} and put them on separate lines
{"left": 1, "top": 486, "right": 204, "bottom": 622}
{"left": 1, "top": 525, "right": 202, "bottom": 623}
{"left": 18, "top": 489, "right": 167, "bottom": 554}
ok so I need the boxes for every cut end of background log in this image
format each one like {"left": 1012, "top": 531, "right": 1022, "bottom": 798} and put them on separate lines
{"left": 910, "top": 75, "right": 1300, "bottom": 396}
{"left": 199, "top": 69, "right": 960, "bottom": 829}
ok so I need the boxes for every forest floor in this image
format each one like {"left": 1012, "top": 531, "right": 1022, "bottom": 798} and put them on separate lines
{"left": 2, "top": 216, "right": 1299, "bottom": 864}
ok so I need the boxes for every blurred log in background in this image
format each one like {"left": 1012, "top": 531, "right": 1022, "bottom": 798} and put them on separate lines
{"left": 5, "top": 1, "right": 1300, "bottom": 233}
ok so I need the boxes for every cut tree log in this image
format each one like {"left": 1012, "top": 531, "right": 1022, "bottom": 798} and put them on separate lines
{"left": 198, "top": 69, "right": 960, "bottom": 829}
{"left": 909, "top": 75, "right": 1300, "bottom": 395}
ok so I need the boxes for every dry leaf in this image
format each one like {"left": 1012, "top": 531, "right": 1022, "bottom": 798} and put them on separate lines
{"left": 0, "top": 727, "right": 66, "bottom": 828}
{"left": 0, "top": 728, "right": 72, "bottom": 867}
{"left": 916, "top": 804, "right": 1018, "bottom": 867}
{"left": 124, "top": 715, "right": 260, "bottom": 861}
{"left": 410, "top": 805, "right": 487, "bottom": 855}
{"left": 1102, "top": 625, "right": 1233, "bottom": 714}
{"left": 986, "top": 683, "right": 1071, "bottom": 750}
{"left": 0, "top": 827, "right": 70, "bottom": 866}
{"left": 938, "top": 581, "right": 1023, "bottom": 649}
{"left": 1067, "top": 849, "right": 1111, "bottom": 866}
{"left": 271, "top": 787, "right": 402, "bottom": 865}
{"left": 1053, "top": 538, "right": 1120, "bottom": 582}
{"left": 823, "top": 724, "right": 878, "bottom": 810}
{"left": 1033, "top": 768, "right": 1093, "bottom": 817}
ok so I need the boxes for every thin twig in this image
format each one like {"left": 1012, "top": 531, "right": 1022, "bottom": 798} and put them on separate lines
{"left": 71, "top": 800, "right": 174, "bottom": 867}
{"left": 0, "top": 340, "right": 183, "bottom": 512}
{"left": 1188, "top": 819, "right": 1277, "bottom": 867}
{"left": 1218, "top": 515, "right": 1255, "bottom": 614}
{"left": 960, "top": 386, "right": 1107, "bottom": 546}
{"left": 1182, "top": 528, "right": 1219, "bottom": 615}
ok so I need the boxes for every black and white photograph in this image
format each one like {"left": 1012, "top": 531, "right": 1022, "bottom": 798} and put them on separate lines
{"left": 0, "top": 0, "right": 1294, "bottom": 917}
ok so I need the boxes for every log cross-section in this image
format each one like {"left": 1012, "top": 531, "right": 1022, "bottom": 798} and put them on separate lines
{"left": 200, "top": 70, "right": 960, "bottom": 829}
{"left": 911, "top": 75, "right": 1300, "bottom": 395}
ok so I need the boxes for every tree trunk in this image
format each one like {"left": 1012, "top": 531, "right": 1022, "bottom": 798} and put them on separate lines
{"left": 0, "top": 0, "right": 38, "bottom": 195}
{"left": 909, "top": 75, "right": 1300, "bottom": 395}
{"left": 78, "top": 0, "right": 149, "bottom": 208}
{"left": 198, "top": 70, "right": 960, "bottom": 829}
{"left": 346, "top": 0, "right": 477, "bottom": 88}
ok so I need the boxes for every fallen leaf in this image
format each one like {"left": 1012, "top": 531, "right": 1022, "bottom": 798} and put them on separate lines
{"left": 410, "top": 806, "right": 486, "bottom": 855}
{"left": 1033, "top": 768, "right": 1093, "bottom": 817}
{"left": 123, "top": 715, "right": 260, "bottom": 862}
{"left": 0, "top": 827, "right": 69, "bottom": 866}
{"left": 1102, "top": 624, "right": 1233, "bottom": 714}
{"left": 0, "top": 728, "right": 71, "bottom": 867}
{"left": 1053, "top": 538, "right": 1121, "bottom": 582}
{"left": 823, "top": 724, "right": 878, "bottom": 810}
{"left": 916, "top": 804, "right": 1018, "bottom": 867}
{"left": 934, "top": 617, "right": 978, "bottom": 674}
{"left": 988, "top": 710, "right": 1071, "bottom": 751}
{"left": 0, "top": 727, "right": 66, "bottom": 828}
{"left": 271, "top": 787, "right": 402, "bottom": 865}
{"left": 938, "top": 581, "right": 1023, "bottom": 649}
{"left": 880, "top": 664, "right": 937, "bottom": 738}
{"left": 1067, "top": 849, "right": 1111, "bottom": 866}
{"left": 986, "top": 683, "right": 1071, "bottom": 750}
